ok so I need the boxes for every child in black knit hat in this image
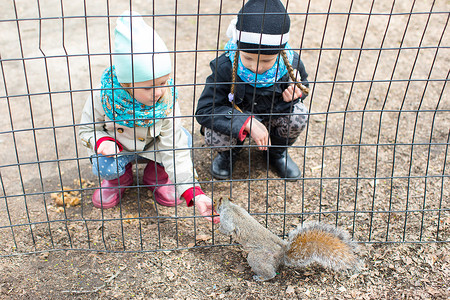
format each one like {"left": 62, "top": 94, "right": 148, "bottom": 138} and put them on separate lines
{"left": 195, "top": 0, "right": 309, "bottom": 180}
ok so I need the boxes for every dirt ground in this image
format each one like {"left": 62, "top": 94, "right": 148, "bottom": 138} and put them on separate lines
{"left": 0, "top": 0, "right": 449, "bottom": 299}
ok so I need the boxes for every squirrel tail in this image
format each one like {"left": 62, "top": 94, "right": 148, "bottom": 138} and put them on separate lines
{"left": 283, "top": 222, "right": 359, "bottom": 271}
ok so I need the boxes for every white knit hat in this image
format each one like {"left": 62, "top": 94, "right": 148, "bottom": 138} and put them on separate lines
{"left": 114, "top": 11, "right": 171, "bottom": 83}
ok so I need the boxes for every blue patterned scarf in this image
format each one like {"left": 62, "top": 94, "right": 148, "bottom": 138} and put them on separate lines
{"left": 224, "top": 39, "right": 294, "bottom": 88}
{"left": 100, "top": 66, "right": 177, "bottom": 128}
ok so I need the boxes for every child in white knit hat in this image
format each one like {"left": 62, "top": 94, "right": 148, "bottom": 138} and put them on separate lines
{"left": 79, "top": 11, "right": 218, "bottom": 223}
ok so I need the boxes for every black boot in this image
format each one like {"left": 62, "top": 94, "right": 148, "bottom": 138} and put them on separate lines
{"left": 268, "top": 136, "right": 301, "bottom": 181}
{"left": 211, "top": 150, "right": 238, "bottom": 179}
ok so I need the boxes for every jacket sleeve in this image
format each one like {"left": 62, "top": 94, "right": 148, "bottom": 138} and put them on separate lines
{"left": 195, "top": 55, "right": 250, "bottom": 139}
{"left": 78, "top": 89, "right": 112, "bottom": 152}
{"left": 156, "top": 104, "right": 200, "bottom": 198}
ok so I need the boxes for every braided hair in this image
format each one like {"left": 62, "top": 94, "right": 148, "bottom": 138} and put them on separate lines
{"left": 280, "top": 50, "right": 310, "bottom": 96}
{"left": 230, "top": 49, "right": 240, "bottom": 97}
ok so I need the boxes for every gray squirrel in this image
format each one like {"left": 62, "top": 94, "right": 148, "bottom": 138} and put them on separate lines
{"left": 215, "top": 197, "right": 359, "bottom": 281}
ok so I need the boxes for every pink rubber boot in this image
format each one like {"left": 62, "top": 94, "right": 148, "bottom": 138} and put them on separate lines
{"left": 143, "top": 162, "right": 182, "bottom": 207}
{"left": 92, "top": 164, "right": 134, "bottom": 209}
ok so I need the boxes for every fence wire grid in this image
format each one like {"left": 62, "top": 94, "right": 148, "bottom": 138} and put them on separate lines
{"left": 0, "top": 0, "right": 449, "bottom": 256}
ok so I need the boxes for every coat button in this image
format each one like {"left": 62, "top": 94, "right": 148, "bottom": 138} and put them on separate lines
{"left": 117, "top": 128, "right": 124, "bottom": 133}
{"left": 138, "top": 137, "right": 145, "bottom": 142}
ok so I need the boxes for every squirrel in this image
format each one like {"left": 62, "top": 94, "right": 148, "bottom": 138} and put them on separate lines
{"left": 215, "top": 197, "right": 359, "bottom": 281}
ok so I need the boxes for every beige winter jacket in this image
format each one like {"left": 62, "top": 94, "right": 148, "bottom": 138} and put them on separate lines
{"left": 78, "top": 86, "right": 198, "bottom": 198}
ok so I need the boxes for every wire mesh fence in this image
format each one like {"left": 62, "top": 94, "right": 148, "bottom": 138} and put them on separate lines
{"left": 0, "top": 0, "right": 448, "bottom": 256}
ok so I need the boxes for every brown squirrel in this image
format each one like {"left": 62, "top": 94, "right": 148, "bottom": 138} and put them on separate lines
{"left": 215, "top": 197, "right": 359, "bottom": 281}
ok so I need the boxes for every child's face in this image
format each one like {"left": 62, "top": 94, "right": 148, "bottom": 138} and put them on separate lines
{"left": 123, "top": 74, "right": 170, "bottom": 106}
{"left": 240, "top": 52, "right": 278, "bottom": 74}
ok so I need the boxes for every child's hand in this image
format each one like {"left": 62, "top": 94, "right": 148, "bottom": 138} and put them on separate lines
{"left": 245, "top": 118, "right": 270, "bottom": 151}
{"left": 194, "top": 194, "right": 220, "bottom": 224}
{"left": 97, "top": 140, "right": 121, "bottom": 157}
{"left": 282, "top": 84, "right": 302, "bottom": 102}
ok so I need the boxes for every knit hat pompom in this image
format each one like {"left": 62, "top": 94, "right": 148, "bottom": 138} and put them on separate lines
{"left": 227, "top": 0, "right": 290, "bottom": 55}
{"left": 114, "top": 11, "right": 171, "bottom": 83}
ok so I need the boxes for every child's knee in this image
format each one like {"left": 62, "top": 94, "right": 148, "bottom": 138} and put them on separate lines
{"left": 92, "top": 165, "right": 126, "bottom": 180}
{"left": 294, "top": 103, "right": 309, "bottom": 123}
{"left": 289, "top": 104, "right": 309, "bottom": 134}
{"left": 272, "top": 116, "right": 307, "bottom": 138}
{"left": 96, "top": 169, "right": 126, "bottom": 180}
{"left": 91, "top": 155, "right": 126, "bottom": 179}
{"left": 296, "top": 113, "right": 308, "bottom": 132}
{"left": 204, "top": 127, "right": 237, "bottom": 150}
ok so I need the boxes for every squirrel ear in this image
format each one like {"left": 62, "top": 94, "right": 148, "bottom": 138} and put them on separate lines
{"left": 214, "top": 197, "right": 222, "bottom": 211}
{"left": 220, "top": 197, "right": 231, "bottom": 206}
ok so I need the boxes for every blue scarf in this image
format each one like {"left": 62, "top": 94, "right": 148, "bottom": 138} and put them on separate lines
{"left": 224, "top": 39, "right": 294, "bottom": 88}
{"left": 100, "top": 66, "right": 177, "bottom": 128}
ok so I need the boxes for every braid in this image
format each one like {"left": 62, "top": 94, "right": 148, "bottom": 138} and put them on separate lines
{"left": 230, "top": 49, "right": 240, "bottom": 96}
{"left": 229, "top": 50, "right": 244, "bottom": 113}
{"left": 281, "top": 50, "right": 309, "bottom": 96}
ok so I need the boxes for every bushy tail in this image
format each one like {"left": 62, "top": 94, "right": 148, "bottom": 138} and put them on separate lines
{"left": 283, "top": 222, "right": 359, "bottom": 271}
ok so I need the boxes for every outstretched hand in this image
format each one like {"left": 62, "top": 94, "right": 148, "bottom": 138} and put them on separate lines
{"left": 194, "top": 194, "right": 220, "bottom": 224}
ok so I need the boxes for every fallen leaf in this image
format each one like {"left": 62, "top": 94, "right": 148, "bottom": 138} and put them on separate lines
{"left": 51, "top": 188, "right": 81, "bottom": 207}
{"left": 196, "top": 234, "right": 211, "bottom": 242}
{"left": 124, "top": 214, "right": 138, "bottom": 224}
{"left": 286, "top": 285, "right": 295, "bottom": 294}
{"left": 403, "top": 257, "right": 413, "bottom": 265}
{"left": 234, "top": 264, "right": 246, "bottom": 272}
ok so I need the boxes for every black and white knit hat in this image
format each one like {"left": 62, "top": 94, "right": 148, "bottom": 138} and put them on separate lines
{"left": 226, "top": 0, "right": 290, "bottom": 54}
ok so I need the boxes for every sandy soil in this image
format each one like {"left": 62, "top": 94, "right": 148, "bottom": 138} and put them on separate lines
{"left": 0, "top": 0, "right": 449, "bottom": 299}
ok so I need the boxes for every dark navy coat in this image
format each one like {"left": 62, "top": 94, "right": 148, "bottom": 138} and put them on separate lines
{"left": 195, "top": 52, "right": 309, "bottom": 139}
